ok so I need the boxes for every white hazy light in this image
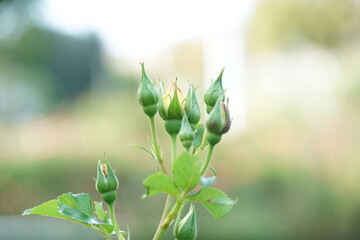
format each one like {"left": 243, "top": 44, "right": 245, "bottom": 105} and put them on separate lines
{"left": 42, "top": 0, "right": 246, "bottom": 58}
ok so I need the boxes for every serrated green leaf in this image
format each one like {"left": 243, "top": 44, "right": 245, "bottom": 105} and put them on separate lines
{"left": 173, "top": 152, "right": 201, "bottom": 192}
{"left": 23, "top": 199, "right": 67, "bottom": 218}
{"left": 142, "top": 173, "right": 180, "bottom": 198}
{"left": 187, "top": 188, "right": 236, "bottom": 219}
{"left": 192, "top": 125, "right": 204, "bottom": 152}
{"left": 57, "top": 192, "right": 115, "bottom": 236}
{"left": 58, "top": 193, "right": 98, "bottom": 224}
{"left": 23, "top": 197, "right": 113, "bottom": 238}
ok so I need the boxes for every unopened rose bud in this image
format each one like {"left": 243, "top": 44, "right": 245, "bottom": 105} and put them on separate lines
{"left": 96, "top": 159, "right": 119, "bottom": 204}
{"left": 205, "top": 96, "right": 231, "bottom": 146}
{"left": 158, "top": 80, "right": 185, "bottom": 136}
{"left": 137, "top": 63, "right": 159, "bottom": 117}
{"left": 179, "top": 113, "right": 195, "bottom": 150}
{"left": 174, "top": 204, "right": 197, "bottom": 240}
{"left": 204, "top": 68, "right": 224, "bottom": 114}
{"left": 185, "top": 84, "right": 200, "bottom": 127}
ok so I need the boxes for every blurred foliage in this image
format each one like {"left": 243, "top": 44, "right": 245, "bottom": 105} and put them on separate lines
{"left": 248, "top": 0, "right": 360, "bottom": 50}
{"left": 0, "top": 26, "right": 102, "bottom": 112}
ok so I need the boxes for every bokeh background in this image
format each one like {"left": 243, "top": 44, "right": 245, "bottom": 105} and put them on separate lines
{"left": 1, "top": 0, "right": 360, "bottom": 239}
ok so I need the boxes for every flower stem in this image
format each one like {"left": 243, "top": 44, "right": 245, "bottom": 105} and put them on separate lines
{"left": 199, "top": 144, "right": 215, "bottom": 176}
{"left": 152, "top": 134, "right": 178, "bottom": 239}
{"left": 153, "top": 194, "right": 172, "bottom": 240}
{"left": 108, "top": 203, "right": 125, "bottom": 240}
{"left": 149, "top": 116, "right": 167, "bottom": 174}
{"left": 194, "top": 130, "right": 208, "bottom": 156}
{"left": 152, "top": 193, "right": 186, "bottom": 240}
{"left": 171, "top": 134, "right": 177, "bottom": 166}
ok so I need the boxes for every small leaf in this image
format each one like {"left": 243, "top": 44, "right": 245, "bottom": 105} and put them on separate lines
{"left": 94, "top": 201, "right": 109, "bottom": 223}
{"left": 200, "top": 166, "right": 217, "bottom": 187}
{"left": 98, "top": 224, "right": 115, "bottom": 236}
{"left": 207, "top": 166, "right": 217, "bottom": 176}
{"left": 173, "top": 152, "right": 201, "bottom": 192}
{"left": 192, "top": 125, "right": 204, "bottom": 152}
{"left": 131, "top": 144, "right": 155, "bottom": 159}
{"left": 142, "top": 173, "right": 180, "bottom": 198}
{"left": 187, "top": 188, "right": 236, "bottom": 219}
{"left": 200, "top": 176, "right": 216, "bottom": 187}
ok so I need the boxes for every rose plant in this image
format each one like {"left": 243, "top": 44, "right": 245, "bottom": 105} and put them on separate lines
{"left": 23, "top": 63, "right": 236, "bottom": 240}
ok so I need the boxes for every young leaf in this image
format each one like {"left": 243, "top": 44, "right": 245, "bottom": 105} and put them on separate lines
{"left": 200, "top": 176, "right": 216, "bottom": 187}
{"left": 173, "top": 152, "right": 201, "bottom": 192}
{"left": 131, "top": 144, "right": 155, "bottom": 159}
{"left": 187, "top": 188, "right": 236, "bottom": 219}
{"left": 192, "top": 124, "right": 204, "bottom": 153}
{"left": 200, "top": 166, "right": 217, "bottom": 187}
{"left": 142, "top": 173, "right": 180, "bottom": 198}
{"left": 94, "top": 201, "right": 109, "bottom": 223}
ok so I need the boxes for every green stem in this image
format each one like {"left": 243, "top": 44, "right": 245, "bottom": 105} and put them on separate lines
{"left": 153, "top": 194, "right": 173, "bottom": 240}
{"left": 149, "top": 116, "right": 167, "bottom": 174}
{"left": 199, "top": 144, "right": 215, "bottom": 176}
{"left": 152, "top": 193, "right": 186, "bottom": 240}
{"left": 171, "top": 134, "right": 177, "bottom": 166}
{"left": 152, "top": 134, "right": 178, "bottom": 239}
{"left": 108, "top": 203, "right": 125, "bottom": 240}
{"left": 194, "top": 131, "right": 208, "bottom": 156}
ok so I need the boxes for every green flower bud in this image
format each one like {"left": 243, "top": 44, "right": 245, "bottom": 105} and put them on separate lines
{"left": 96, "top": 159, "right": 119, "bottom": 204}
{"left": 137, "top": 63, "right": 159, "bottom": 117}
{"left": 204, "top": 68, "right": 224, "bottom": 114}
{"left": 159, "top": 80, "right": 185, "bottom": 136}
{"left": 179, "top": 113, "right": 195, "bottom": 150}
{"left": 185, "top": 84, "right": 200, "bottom": 127}
{"left": 174, "top": 204, "right": 197, "bottom": 240}
{"left": 205, "top": 97, "right": 231, "bottom": 146}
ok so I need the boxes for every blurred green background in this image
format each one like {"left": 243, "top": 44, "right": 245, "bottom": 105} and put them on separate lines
{"left": 1, "top": 0, "right": 360, "bottom": 239}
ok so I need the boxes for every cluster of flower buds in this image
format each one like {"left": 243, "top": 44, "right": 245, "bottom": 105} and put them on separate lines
{"left": 137, "top": 64, "right": 231, "bottom": 148}
{"left": 95, "top": 159, "right": 119, "bottom": 205}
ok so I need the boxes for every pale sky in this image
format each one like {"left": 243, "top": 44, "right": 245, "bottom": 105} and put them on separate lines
{"left": 41, "top": 0, "right": 255, "bottom": 59}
